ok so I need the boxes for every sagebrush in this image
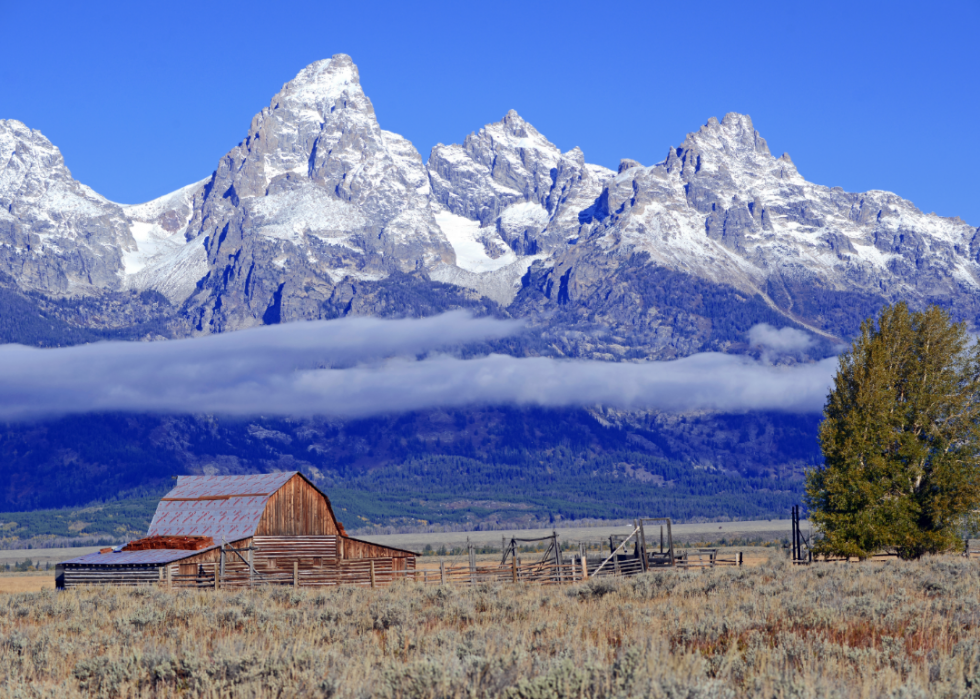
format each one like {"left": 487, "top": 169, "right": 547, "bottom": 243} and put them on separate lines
{"left": 4, "top": 556, "right": 980, "bottom": 697}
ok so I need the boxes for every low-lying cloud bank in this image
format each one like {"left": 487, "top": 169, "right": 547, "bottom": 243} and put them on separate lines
{"left": 0, "top": 314, "right": 836, "bottom": 420}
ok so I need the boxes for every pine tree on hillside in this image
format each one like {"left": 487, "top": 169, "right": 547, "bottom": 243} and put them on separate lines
{"left": 807, "top": 302, "right": 980, "bottom": 559}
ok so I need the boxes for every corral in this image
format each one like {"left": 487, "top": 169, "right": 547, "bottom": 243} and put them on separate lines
{"left": 56, "top": 472, "right": 415, "bottom": 589}
{"left": 58, "top": 483, "right": 744, "bottom": 588}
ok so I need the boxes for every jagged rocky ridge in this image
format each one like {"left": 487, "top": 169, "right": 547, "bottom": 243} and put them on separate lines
{"left": 2, "top": 54, "right": 977, "bottom": 357}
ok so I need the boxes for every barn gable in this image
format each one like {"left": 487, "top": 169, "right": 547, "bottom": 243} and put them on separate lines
{"left": 254, "top": 472, "right": 343, "bottom": 537}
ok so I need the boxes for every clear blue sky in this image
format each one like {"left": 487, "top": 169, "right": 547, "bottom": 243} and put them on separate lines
{"left": 2, "top": 0, "right": 977, "bottom": 224}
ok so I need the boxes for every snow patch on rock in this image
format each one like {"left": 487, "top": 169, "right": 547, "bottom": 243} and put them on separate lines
{"left": 433, "top": 208, "right": 517, "bottom": 273}
{"left": 500, "top": 201, "right": 549, "bottom": 230}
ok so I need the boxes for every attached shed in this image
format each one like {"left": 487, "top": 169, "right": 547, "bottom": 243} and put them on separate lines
{"left": 57, "top": 472, "right": 416, "bottom": 589}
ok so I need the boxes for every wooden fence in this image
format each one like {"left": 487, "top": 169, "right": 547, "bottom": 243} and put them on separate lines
{"left": 162, "top": 547, "right": 742, "bottom": 590}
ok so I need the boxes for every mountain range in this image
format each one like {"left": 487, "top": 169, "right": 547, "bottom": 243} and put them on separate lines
{"left": 1, "top": 54, "right": 975, "bottom": 531}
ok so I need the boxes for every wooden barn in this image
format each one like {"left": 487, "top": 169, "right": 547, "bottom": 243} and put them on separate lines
{"left": 56, "top": 472, "right": 416, "bottom": 589}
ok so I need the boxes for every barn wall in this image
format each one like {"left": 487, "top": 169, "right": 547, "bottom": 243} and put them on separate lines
{"left": 254, "top": 535, "right": 338, "bottom": 563}
{"left": 255, "top": 475, "right": 341, "bottom": 536}
{"left": 342, "top": 536, "right": 415, "bottom": 561}
{"left": 58, "top": 565, "right": 163, "bottom": 589}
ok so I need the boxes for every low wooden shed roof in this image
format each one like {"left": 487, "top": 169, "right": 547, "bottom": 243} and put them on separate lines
{"left": 60, "top": 548, "right": 216, "bottom": 566}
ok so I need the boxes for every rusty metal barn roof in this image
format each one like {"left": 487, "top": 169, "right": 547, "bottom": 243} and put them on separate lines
{"left": 146, "top": 472, "right": 298, "bottom": 541}
{"left": 60, "top": 547, "right": 216, "bottom": 566}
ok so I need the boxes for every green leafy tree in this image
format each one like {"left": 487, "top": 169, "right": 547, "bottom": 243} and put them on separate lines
{"left": 807, "top": 303, "right": 980, "bottom": 559}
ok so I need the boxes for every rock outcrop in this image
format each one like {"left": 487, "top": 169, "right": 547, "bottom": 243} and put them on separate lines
{"left": 181, "top": 55, "right": 456, "bottom": 332}
{"left": 455, "top": 112, "right": 978, "bottom": 348}
{"left": 0, "top": 120, "right": 136, "bottom": 295}
{"left": 429, "top": 109, "right": 613, "bottom": 256}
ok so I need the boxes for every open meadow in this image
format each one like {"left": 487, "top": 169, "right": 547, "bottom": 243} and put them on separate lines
{"left": 3, "top": 554, "right": 980, "bottom": 698}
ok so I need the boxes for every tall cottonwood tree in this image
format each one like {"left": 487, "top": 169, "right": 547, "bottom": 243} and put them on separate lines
{"left": 807, "top": 303, "right": 980, "bottom": 559}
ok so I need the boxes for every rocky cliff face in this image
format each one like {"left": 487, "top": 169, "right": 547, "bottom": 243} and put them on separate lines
{"left": 567, "top": 113, "right": 980, "bottom": 332}
{"left": 0, "top": 120, "right": 136, "bottom": 295}
{"left": 0, "top": 119, "right": 210, "bottom": 308}
{"left": 2, "top": 57, "right": 978, "bottom": 353}
{"left": 434, "top": 111, "right": 980, "bottom": 351}
{"left": 429, "top": 109, "right": 612, "bottom": 250}
{"left": 119, "top": 179, "right": 210, "bottom": 305}
{"left": 427, "top": 110, "right": 613, "bottom": 306}
{"left": 180, "top": 55, "right": 455, "bottom": 332}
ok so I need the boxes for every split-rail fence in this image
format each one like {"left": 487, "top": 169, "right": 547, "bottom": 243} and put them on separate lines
{"left": 163, "top": 519, "right": 743, "bottom": 591}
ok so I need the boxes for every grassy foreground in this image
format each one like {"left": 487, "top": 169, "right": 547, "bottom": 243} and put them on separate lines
{"left": 3, "top": 556, "right": 980, "bottom": 698}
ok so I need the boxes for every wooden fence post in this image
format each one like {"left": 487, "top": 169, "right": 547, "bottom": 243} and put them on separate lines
{"left": 370, "top": 560, "right": 376, "bottom": 588}
{"left": 553, "top": 531, "right": 562, "bottom": 583}
{"left": 582, "top": 555, "right": 589, "bottom": 581}
{"left": 638, "top": 520, "right": 649, "bottom": 572}
{"left": 214, "top": 563, "right": 219, "bottom": 591}
{"left": 247, "top": 547, "right": 254, "bottom": 588}
{"left": 738, "top": 551, "right": 743, "bottom": 567}
{"left": 440, "top": 560, "right": 445, "bottom": 585}
{"left": 512, "top": 555, "right": 518, "bottom": 583}
{"left": 293, "top": 561, "right": 299, "bottom": 588}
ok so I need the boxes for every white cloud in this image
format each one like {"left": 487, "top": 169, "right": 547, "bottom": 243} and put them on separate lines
{"left": 747, "top": 323, "right": 815, "bottom": 353}
{"left": 0, "top": 314, "right": 837, "bottom": 420}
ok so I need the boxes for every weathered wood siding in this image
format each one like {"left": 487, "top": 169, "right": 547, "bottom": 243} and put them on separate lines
{"left": 254, "top": 475, "right": 341, "bottom": 536}
{"left": 255, "top": 535, "right": 337, "bottom": 561}
{"left": 342, "top": 536, "right": 415, "bottom": 562}
{"left": 58, "top": 565, "right": 162, "bottom": 588}
{"left": 59, "top": 539, "right": 249, "bottom": 589}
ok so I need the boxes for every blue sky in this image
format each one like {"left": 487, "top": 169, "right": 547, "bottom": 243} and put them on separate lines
{"left": 2, "top": 0, "right": 977, "bottom": 224}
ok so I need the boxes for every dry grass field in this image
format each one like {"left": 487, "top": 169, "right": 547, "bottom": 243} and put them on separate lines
{"left": 0, "top": 573, "right": 53, "bottom": 594}
{"left": 3, "top": 554, "right": 979, "bottom": 698}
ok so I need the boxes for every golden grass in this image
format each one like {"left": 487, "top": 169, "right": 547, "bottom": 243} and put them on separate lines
{"left": 0, "top": 574, "right": 54, "bottom": 594}
{"left": 2, "top": 554, "right": 979, "bottom": 697}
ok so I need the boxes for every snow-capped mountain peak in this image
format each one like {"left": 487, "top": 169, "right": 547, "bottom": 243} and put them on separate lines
{"left": 169, "top": 55, "right": 454, "bottom": 331}
{"left": 281, "top": 54, "right": 363, "bottom": 113}
{"left": 0, "top": 119, "right": 136, "bottom": 295}
{"left": 2, "top": 58, "right": 978, "bottom": 354}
